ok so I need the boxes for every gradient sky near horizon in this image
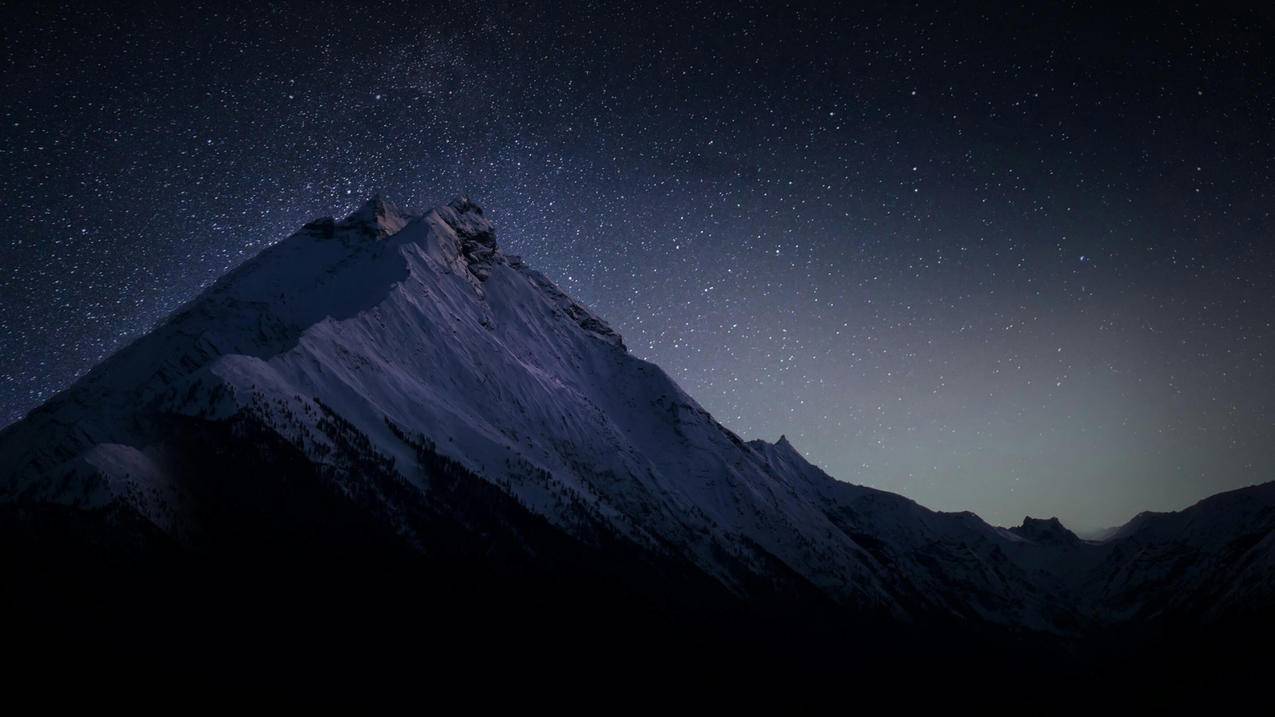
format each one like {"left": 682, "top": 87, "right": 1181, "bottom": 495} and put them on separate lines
{"left": 2, "top": 1, "right": 1273, "bottom": 531}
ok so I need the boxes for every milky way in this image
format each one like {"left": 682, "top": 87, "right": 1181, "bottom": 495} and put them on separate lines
{"left": 2, "top": 1, "right": 1273, "bottom": 530}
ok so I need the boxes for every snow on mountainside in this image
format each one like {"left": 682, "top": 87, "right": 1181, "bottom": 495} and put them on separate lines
{"left": 1, "top": 196, "right": 1272, "bottom": 635}
{"left": 1087, "top": 481, "right": 1275, "bottom": 621}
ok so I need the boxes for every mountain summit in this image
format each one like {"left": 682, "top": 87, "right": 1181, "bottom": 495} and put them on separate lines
{"left": 1010, "top": 516, "right": 1082, "bottom": 545}
{"left": 338, "top": 194, "right": 410, "bottom": 238}
{"left": 2, "top": 196, "right": 1272, "bottom": 684}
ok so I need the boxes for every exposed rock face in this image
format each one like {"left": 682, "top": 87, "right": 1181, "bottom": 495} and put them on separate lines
{"left": 1011, "top": 516, "right": 1083, "bottom": 545}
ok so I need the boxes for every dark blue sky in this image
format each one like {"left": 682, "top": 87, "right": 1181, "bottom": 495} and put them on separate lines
{"left": 2, "top": 0, "right": 1272, "bottom": 530}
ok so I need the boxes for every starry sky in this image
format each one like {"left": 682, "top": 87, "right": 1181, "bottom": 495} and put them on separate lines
{"left": 2, "top": 1, "right": 1273, "bottom": 531}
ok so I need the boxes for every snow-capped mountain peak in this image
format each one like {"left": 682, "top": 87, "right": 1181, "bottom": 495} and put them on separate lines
{"left": 336, "top": 193, "right": 411, "bottom": 239}
{"left": 1, "top": 194, "right": 1271, "bottom": 642}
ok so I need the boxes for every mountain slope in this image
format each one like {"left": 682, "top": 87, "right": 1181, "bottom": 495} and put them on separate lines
{"left": 2, "top": 196, "right": 1272, "bottom": 676}
{"left": 1088, "top": 481, "right": 1275, "bottom": 622}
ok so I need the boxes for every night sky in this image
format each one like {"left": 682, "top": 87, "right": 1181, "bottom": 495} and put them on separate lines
{"left": 2, "top": 1, "right": 1272, "bottom": 531}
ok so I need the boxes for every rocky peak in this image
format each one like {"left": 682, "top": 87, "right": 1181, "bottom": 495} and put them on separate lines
{"left": 1010, "top": 516, "right": 1082, "bottom": 545}
{"left": 434, "top": 196, "right": 500, "bottom": 279}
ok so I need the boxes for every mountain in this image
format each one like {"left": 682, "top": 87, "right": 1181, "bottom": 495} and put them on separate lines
{"left": 2, "top": 196, "right": 1272, "bottom": 690}
{"left": 1009, "top": 516, "right": 1083, "bottom": 545}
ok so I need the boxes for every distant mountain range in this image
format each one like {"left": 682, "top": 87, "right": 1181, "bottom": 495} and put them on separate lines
{"left": 4, "top": 197, "right": 1272, "bottom": 691}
